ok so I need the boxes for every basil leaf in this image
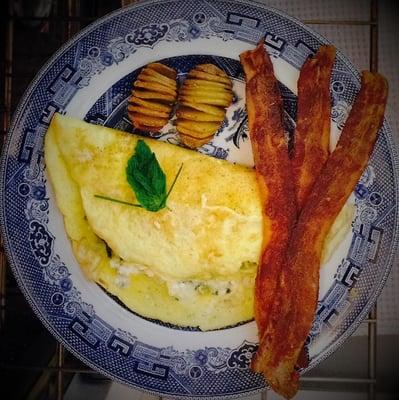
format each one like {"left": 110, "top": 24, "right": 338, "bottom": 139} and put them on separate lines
{"left": 96, "top": 141, "right": 182, "bottom": 212}
{"left": 126, "top": 140, "right": 176, "bottom": 212}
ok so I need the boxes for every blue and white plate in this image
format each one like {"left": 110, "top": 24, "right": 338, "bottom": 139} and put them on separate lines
{"left": 1, "top": 0, "right": 398, "bottom": 397}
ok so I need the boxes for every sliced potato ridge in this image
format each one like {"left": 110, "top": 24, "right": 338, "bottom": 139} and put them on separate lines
{"left": 176, "top": 63, "right": 233, "bottom": 148}
{"left": 179, "top": 133, "right": 215, "bottom": 148}
{"left": 128, "top": 62, "right": 233, "bottom": 141}
{"left": 188, "top": 70, "right": 231, "bottom": 86}
{"left": 147, "top": 62, "right": 176, "bottom": 79}
{"left": 134, "top": 80, "right": 176, "bottom": 96}
{"left": 132, "top": 90, "right": 176, "bottom": 103}
{"left": 183, "top": 79, "right": 230, "bottom": 90}
{"left": 176, "top": 107, "right": 222, "bottom": 122}
{"left": 128, "top": 113, "right": 168, "bottom": 128}
{"left": 128, "top": 63, "right": 177, "bottom": 132}
{"left": 127, "top": 104, "right": 169, "bottom": 118}
{"left": 179, "top": 101, "right": 226, "bottom": 118}
{"left": 129, "top": 96, "right": 171, "bottom": 112}
{"left": 177, "top": 120, "right": 221, "bottom": 136}
{"left": 138, "top": 69, "right": 177, "bottom": 90}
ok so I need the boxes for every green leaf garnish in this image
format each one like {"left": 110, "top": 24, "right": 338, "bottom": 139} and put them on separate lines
{"left": 166, "top": 163, "right": 184, "bottom": 199}
{"left": 93, "top": 194, "right": 142, "bottom": 208}
{"left": 126, "top": 140, "right": 182, "bottom": 212}
{"left": 94, "top": 140, "right": 182, "bottom": 212}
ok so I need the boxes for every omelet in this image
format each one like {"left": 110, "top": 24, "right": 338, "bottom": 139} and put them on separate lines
{"left": 45, "top": 114, "right": 265, "bottom": 330}
{"left": 45, "top": 114, "right": 354, "bottom": 330}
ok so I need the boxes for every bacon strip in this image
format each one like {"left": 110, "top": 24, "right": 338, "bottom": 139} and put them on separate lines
{"left": 252, "top": 71, "right": 388, "bottom": 399}
{"left": 292, "top": 46, "right": 335, "bottom": 212}
{"left": 293, "top": 45, "right": 336, "bottom": 369}
{"left": 292, "top": 45, "right": 336, "bottom": 211}
{"left": 239, "top": 43, "right": 297, "bottom": 337}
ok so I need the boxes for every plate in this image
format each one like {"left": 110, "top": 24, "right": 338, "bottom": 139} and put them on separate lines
{"left": 1, "top": 0, "right": 398, "bottom": 397}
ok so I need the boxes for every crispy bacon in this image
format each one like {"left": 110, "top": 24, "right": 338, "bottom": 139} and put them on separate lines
{"left": 252, "top": 71, "right": 388, "bottom": 399}
{"left": 240, "top": 43, "right": 297, "bottom": 337}
{"left": 293, "top": 45, "right": 336, "bottom": 369}
{"left": 292, "top": 45, "right": 336, "bottom": 211}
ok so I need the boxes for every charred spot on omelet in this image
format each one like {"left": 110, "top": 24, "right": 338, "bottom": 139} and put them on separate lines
{"left": 44, "top": 114, "right": 264, "bottom": 330}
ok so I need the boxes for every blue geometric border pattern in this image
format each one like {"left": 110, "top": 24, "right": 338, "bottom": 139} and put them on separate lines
{"left": 1, "top": 0, "right": 398, "bottom": 398}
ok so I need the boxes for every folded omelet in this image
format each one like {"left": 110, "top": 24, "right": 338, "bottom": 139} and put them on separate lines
{"left": 45, "top": 114, "right": 353, "bottom": 330}
{"left": 45, "top": 114, "right": 266, "bottom": 330}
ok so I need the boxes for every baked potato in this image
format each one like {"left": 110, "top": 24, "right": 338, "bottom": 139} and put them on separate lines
{"left": 177, "top": 64, "right": 233, "bottom": 148}
{"left": 128, "top": 63, "right": 177, "bottom": 132}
